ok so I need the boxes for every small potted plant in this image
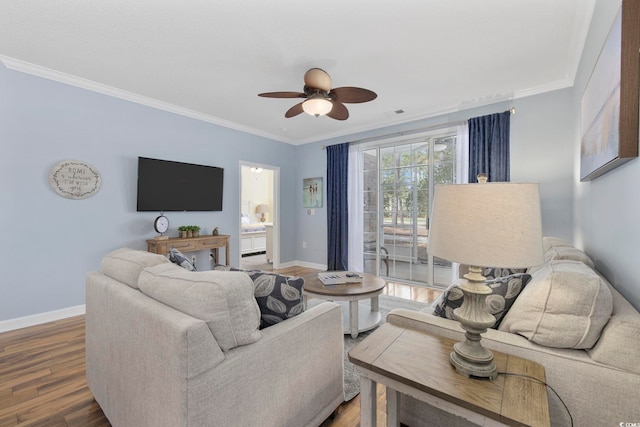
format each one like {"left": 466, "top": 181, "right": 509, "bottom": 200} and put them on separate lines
{"left": 178, "top": 226, "right": 188, "bottom": 238}
{"left": 192, "top": 225, "right": 201, "bottom": 237}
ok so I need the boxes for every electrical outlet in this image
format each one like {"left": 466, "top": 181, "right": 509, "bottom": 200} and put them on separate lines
{"left": 191, "top": 255, "right": 196, "bottom": 265}
{"left": 302, "top": 241, "right": 307, "bottom": 249}
{"left": 209, "top": 253, "right": 215, "bottom": 259}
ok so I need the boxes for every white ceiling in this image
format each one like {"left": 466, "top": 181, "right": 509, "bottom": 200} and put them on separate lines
{"left": 0, "top": 1, "right": 595, "bottom": 145}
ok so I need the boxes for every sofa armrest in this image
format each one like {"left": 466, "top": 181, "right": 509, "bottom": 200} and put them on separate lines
{"left": 186, "top": 301, "right": 345, "bottom": 427}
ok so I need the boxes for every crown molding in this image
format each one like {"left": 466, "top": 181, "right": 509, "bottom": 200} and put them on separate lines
{"left": 0, "top": 55, "right": 294, "bottom": 144}
{"left": 0, "top": 55, "right": 576, "bottom": 147}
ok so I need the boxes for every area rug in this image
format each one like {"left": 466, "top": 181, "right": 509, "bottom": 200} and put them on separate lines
{"left": 307, "top": 294, "right": 431, "bottom": 401}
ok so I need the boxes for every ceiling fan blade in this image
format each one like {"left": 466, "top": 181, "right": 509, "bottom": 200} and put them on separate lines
{"left": 285, "top": 102, "right": 304, "bottom": 118}
{"left": 330, "top": 87, "right": 377, "bottom": 103}
{"left": 258, "top": 91, "right": 306, "bottom": 99}
{"left": 327, "top": 101, "right": 349, "bottom": 120}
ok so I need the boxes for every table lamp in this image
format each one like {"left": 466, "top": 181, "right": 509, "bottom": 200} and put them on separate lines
{"left": 255, "top": 204, "right": 269, "bottom": 222}
{"left": 428, "top": 182, "right": 544, "bottom": 379}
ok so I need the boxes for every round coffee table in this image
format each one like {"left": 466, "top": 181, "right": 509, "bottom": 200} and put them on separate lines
{"left": 303, "top": 272, "right": 386, "bottom": 338}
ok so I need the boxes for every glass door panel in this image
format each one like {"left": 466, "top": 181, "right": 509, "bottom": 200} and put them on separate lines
{"left": 362, "top": 149, "right": 381, "bottom": 276}
{"left": 361, "top": 132, "right": 459, "bottom": 288}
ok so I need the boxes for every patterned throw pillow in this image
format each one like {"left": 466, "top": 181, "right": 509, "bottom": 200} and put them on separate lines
{"left": 168, "top": 247, "right": 196, "bottom": 271}
{"left": 433, "top": 272, "right": 532, "bottom": 328}
{"left": 213, "top": 264, "right": 305, "bottom": 328}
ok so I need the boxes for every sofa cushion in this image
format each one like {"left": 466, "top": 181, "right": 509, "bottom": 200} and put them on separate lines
{"left": 138, "top": 263, "right": 262, "bottom": 351}
{"left": 499, "top": 260, "right": 613, "bottom": 349}
{"left": 101, "top": 247, "right": 171, "bottom": 289}
{"left": 588, "top": 314, "right": 640, "bottom": 374}
{"left": 542, "top": 236, "right": 573, "bottom": 252}
{"left": 528, "top": 246, "right": 595, "bottom": 276}
{"left": 213, "top": 264, "right": 305, "bottom": 328}
{"left": 168, "top": 247, "right": 197, "bottom": 271}
{"left": 433, "top": 273, "right": 531, "bottom": 328}
{"left": 544, "top": 246, "right": 594, "bottom": 267}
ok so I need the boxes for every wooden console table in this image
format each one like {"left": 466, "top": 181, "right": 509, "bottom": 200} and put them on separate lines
{"left": 349, "top": 323, "right": 550, "bottom": 427}
{"left": 146, "top": 235, "right": 230, "bottom": 265}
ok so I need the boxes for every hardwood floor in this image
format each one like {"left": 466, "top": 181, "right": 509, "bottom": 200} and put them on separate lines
{"left": 0, "top": 316, "right": 108, "bottom": 427}
{"left": 0, "top": 266, "right": 440, "bottom": 427}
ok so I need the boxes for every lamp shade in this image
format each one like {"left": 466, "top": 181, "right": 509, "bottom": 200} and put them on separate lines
{"left": 255, "top": 204, "right": 269, "bottom": 214}
{"left": 428, "top": 183, "right": 544, "bottom": 268}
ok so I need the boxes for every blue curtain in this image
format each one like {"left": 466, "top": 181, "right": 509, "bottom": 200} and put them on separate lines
{"left": 326, "top": 143, "right": 349, "bottom": 271}
{"left": 468, "top": 111, "right": 511, "bottom": 182}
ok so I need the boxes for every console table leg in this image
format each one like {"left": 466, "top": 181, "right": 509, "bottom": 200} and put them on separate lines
{"left": 360, "top": 376, "right": 377, "bottom": 427}
{"left": 386, "top": 388, "right": 400, "bottom": 427}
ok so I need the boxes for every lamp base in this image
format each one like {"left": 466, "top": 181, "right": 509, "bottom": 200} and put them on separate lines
{"left": 450, "top": 343, "right": 497, "bottom": 380}
{"left": 450, "top": 266, "right": 498, "bottom": 380}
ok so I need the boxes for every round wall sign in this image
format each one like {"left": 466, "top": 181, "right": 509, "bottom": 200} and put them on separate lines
{"left": 49, "top": 160, "right": 102, "bottom": 200}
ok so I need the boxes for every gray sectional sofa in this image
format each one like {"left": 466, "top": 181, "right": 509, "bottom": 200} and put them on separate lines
{"left": 85, "top": 248, "right": 345, "bottom": 427}
{"left": 387, "top": 237, "right": 640, "bottom": 427}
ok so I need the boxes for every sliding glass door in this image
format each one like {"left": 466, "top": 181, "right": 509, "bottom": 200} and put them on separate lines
{"left": 361, "top": 130, "right": 459, "bottom": 288}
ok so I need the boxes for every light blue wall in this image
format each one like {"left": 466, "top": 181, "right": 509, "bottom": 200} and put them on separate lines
{"left": 297, "top": 89, "right": 576, "bottom": 268}
{"left": 572, "top": 0, "right": 640, "bottom": 310}
{"left": 8, "top": 1, "right": 628, "bottom": 321}
{"left": 0, "top": 64, "right": 298, "bottom": 321}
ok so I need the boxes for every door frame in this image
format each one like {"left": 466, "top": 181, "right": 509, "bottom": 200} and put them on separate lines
{"left": 239, "top": 161, "right": 280, "bottom": 268}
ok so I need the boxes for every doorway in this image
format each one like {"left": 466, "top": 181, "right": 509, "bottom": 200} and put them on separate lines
{"left": 360, "top": 129, "right": 462, "bottom": 288}
{"left": 239, "top": 162, "right": 279, "bottom": 270}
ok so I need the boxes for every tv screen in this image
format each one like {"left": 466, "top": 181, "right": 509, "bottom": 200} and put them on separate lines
{"left": 137, "top": 157, "right": 224, "bottom": 211}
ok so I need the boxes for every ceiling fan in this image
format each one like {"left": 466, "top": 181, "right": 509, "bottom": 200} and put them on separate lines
{"left": 258, "top": 68, "right": 377, "bottom": 120}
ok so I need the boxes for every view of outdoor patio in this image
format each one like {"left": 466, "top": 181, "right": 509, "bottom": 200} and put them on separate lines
{"left": 361, "top": 132, "right": 460, "bottom": 288}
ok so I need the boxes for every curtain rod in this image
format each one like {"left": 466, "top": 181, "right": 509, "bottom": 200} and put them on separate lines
{"left": 321, "top": 107, "right": 515, "bottom": 150}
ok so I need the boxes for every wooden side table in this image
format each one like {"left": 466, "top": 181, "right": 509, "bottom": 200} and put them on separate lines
{"left": 146, "top": 234, "right": 230, "bottom": 265}
{"left": 349, "top": 323, "right": 550, "bottom": 427}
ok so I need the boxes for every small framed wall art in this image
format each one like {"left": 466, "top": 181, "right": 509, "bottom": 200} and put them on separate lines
{"left": 49, "top": 160, "right": 102, "bottom": 199}
{"left": 580, "top": 1, "right": 639, "bottom": 181}
{"left": 303, "top": 177, "right": 323, "bottom": 208}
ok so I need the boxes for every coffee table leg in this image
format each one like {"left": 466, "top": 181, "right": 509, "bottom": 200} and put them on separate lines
{"left": 371, "top": 295, "right": 379, "bottom": 312}
{"left": 360, "top": 376, "right": 377, "bottom": 427}
{"left": 350, "top": 300, "right": 359, "bottom": 338}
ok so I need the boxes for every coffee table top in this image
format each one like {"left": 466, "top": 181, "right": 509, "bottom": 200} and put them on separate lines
{"left": 303, "top": 271, "right": 385, "bottom": 297}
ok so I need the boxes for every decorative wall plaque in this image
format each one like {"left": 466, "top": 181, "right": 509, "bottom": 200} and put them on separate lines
{"left": 303, "top": 177, "right": 323, "bottom": 208}
{"left": 48, "top": 160, "right": 102, "bottom": 199}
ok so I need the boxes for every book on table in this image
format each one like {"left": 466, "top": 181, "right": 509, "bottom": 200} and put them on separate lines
{"left": 318, "top": 272, "right": 363, "bottom": 285}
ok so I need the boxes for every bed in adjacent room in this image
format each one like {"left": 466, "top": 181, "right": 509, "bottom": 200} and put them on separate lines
{"left": 241, "top": 201, "right": 267, "bottom": 255}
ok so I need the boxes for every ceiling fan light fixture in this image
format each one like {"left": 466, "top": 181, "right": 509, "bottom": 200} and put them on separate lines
{"left": 302, "top": 97, "right": 333, "bottom": 117}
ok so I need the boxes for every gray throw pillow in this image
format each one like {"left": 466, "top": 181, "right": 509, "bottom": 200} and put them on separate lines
{"left": 168, "top": 247, "right": 196, "bottom": 271}
{"left": 213, "top": 265, "right": 305, "bottom": 328}
{"left": 433, "top": 272, "right": 532, "bottom": 328}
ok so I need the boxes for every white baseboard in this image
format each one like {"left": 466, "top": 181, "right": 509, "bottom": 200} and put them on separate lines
{"left": 295, "top": 260, "right": 328, "bottom": 271}
{"left": 0, "top": 305, "right": 86, "bottom": 333}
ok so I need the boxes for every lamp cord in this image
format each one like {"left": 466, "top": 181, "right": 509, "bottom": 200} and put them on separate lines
{"left": 497, "top": 371, "right": 573, "bottom": 427}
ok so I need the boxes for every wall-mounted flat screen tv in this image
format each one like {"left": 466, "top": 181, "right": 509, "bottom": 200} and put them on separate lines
{"left": 137, "top": 157, "right": 224, "bottom": 211}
